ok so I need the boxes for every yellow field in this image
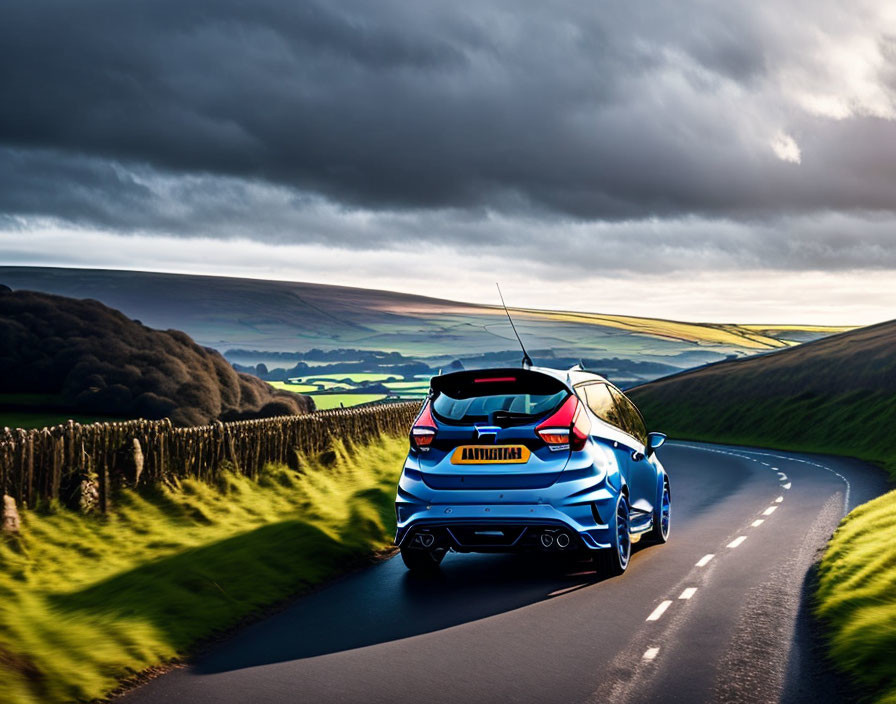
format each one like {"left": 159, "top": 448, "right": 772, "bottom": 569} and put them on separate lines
{"left": 265, "top": 381, "right": 319, "bottom": 393}
{"left": 502, "top": 307, "right": 852, "bottom": 349}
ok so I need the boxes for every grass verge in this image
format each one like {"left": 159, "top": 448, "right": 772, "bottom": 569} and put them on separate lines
{"left": 0, "top": 434, "right": 406, "bottom": 704}
{"left": 816, "top": 489, "right": 896, "bottom": 704}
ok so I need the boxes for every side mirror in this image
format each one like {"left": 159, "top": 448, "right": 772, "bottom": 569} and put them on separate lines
{"left": 646, "top": 432, "right": 667, "bottom": 456}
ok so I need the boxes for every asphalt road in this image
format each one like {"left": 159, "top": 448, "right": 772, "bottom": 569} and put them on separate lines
{"left": 122, "top": 442, "right": 888, "bottom": 704}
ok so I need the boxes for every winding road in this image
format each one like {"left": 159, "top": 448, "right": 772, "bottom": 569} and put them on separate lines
{"left": 122, "top": 442, "right": 888, "bottom": 704}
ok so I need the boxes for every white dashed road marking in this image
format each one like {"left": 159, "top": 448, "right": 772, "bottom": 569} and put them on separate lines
{"left": 679, "top": 587, "right": 697, "bottom": 600}
{"left": 646, "top": 600, "right": 672, "bottom": 621}
{"left": 775, "top": 496, "right": 783, "bottom": 503}
{"left": 642, "top": 647, "right": 660, "bottom": 661}
{"left": 762, "top": 506, "right": 777, "bottom": 516}
{"left": 695, "top": 554, "right": 714, "bottom": 567}
{"left": 751, "top": 519, "right": 764, "bottom": 527}
{"left": 675, "top": 441, "right": 852, "bottom": 513}
{"left": 727, "top": 536, "right": 747, "bottom": 548}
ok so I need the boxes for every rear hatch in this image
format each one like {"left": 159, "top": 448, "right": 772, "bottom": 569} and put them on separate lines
{"left": 416, "top": 369, "right": 573, "bottom": 490}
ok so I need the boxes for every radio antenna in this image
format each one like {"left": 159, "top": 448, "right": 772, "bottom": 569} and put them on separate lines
{"left": 496, "top": 283, "right": 532, "bottom": 368}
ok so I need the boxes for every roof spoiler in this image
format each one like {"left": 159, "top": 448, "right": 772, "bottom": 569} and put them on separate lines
{"left": 430, "top": 368, "right": 569, "bottom": 398}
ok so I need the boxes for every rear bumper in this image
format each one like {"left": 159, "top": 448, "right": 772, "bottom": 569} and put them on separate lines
{"left": 398, "top": 519, "right": 593, "bottom": 552}
{"left": 396, "top": 513, "right": 609, "bottom": 552}
{"left": 395, "top": 456, "right": 619, "bottom": 551}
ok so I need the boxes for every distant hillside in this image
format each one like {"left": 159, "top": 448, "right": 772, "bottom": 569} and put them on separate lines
{"left": 628, "top": 320, "right": 896, "bottom": 476}
{"left": 0, "top": 268, "right": 851, "bottom": 372}
{"left": 0, "top": 289, "right": 313, "bottom": 426}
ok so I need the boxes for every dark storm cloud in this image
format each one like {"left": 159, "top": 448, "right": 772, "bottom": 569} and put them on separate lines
{"left": 1, "top": 0, "right": 895, "bottom": 266}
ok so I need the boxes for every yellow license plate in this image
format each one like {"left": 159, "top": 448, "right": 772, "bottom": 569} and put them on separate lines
{"left": 450, "top": 445, "right": 531, "bottom": 464}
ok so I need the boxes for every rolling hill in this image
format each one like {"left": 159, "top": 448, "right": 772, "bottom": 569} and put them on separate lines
{"left": 628, "top": 319, "right": 896, "bottom": 476}
{"left": 0, "top": 267, "right": 850, "bottom": 376}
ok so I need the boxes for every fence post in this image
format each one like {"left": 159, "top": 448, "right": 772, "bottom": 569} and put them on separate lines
{"left": 2, "top": 494, "right": 21, "bottom": 534}
{"left": 25, "top": 432, "right": 34, "bottom": 508}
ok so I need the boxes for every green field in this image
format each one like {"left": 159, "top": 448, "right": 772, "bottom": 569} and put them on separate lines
{"left": 308, "top": 394, "right": 388, "bottom": 410}
{"left": 306, "top": 380, "right": 353, "bottom": 390}
{"left": 266, "top": 373, "right": 428, "bottom": 410}
{"left": 300, "top": 373, "right": 394, "bottom": 382}
{"left": 382, "top": 381, "right": 431, "bottom": 391}
{"left": 0, "top": 435, "right": 406, "bottom": 704}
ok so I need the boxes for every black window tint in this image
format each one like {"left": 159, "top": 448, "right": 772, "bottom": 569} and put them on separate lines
{"left": 582, "top": 383, "right": 625, "bottom": 428}
{"left": 608, "top": 387, "right": 647, "bottom": 445}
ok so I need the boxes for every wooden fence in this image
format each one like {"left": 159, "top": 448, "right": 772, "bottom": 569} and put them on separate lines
{"left": 0, "top": 402, "right": 421, "bottom": 512}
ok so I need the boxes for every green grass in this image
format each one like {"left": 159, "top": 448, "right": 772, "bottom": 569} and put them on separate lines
{"left": 0, "top": 434, "right": 407, "bottom": 704}
{"left": 817, "top": 489, "right": 896, "bottom": 703}
{"left": 298, "top": 373, "right": 393, "bottom": 383}
{"left": 307, "top": 394, "right": 388, "bottom": 410}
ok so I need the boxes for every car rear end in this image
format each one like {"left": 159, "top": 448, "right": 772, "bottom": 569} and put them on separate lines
{"left": 395, "top": 368, "right": 619, "bottom": 560}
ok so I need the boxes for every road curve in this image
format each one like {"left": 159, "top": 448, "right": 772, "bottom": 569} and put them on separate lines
{"left": 121, "top": 442, "right": 888, "bottom": 704}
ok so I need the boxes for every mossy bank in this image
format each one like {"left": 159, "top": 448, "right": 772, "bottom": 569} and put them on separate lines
{"left": 0, "top": 435, "right": 406, "bottom": 704}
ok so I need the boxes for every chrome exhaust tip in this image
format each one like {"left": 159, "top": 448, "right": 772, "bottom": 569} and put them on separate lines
{"left": 540, "top": 533, "right": 554, "bottom": 548}
{"left": 418, "top": 532, "right": 435, "bottom": 548}
{"left": 556, "top": 532, "right": 571, "bottom": 548}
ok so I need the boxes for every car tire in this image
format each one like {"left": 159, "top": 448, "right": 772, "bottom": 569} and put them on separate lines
{"left": 647, "top": 477, "right": 671, "bottom": 544}
{"left": 400, "top": 545, "right": 446, "bottom": 572}
{"left": 594, "top": 494, "right": 631, "bottom": 578}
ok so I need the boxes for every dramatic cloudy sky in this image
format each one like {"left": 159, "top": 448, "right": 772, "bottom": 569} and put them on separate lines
{"left": 2, "top": 0, "right": 895, "bottom": 323}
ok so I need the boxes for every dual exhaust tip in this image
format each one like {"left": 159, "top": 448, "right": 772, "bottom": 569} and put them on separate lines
{"left": 540, "top": 531, "right": 571, "bottom": 549}
{"left": 414, "top": 529, "right": 571, "bottom": 549}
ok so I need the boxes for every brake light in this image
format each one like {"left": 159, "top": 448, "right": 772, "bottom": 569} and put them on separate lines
{"left": 410, "top": 400, "right": 437, "bottom": 451}
{"left": 536, "top": 395, "right": 591, "bottom": 451}
{"left": 473, "top": 376, "right": 517, "bottom": 383}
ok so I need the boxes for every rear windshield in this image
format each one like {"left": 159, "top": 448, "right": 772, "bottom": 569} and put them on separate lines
{"left": 433, "top": 390, "right": 567, "bottom": 424}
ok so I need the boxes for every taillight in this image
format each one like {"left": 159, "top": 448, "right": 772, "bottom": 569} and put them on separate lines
{"left": 410, "top": 400, "right": 437, "bottom": 451}
{"left": 536, "top": 395, "right": 591, "bottom": 452}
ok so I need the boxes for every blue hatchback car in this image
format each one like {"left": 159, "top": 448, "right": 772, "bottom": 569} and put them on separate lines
{"left": 395, "top": 366, "right": 670, "bottom": 576}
